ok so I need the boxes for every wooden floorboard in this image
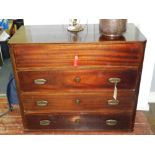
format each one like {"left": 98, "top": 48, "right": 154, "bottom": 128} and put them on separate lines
{"left": 0, "top": 98, "right": 153, "bottom": 135}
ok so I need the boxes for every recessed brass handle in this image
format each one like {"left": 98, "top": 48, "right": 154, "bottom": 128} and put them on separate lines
{"left": 109, "top": 78, "right": 121, "bottom": 84}
{"left": 74, "top": 76, "right": 81, "bottom": 83}
{"left": 106, "top": 119, "right": 118, "bottom": 126}
{"left": 40, "top": 120, "right": 51, "bottom": 126}
{"left": 34, "top": 79, "right": 47, "bottom": 85}
{"left": 108, "top": 99, "right": 119, "bottom": 106}
{"left": 36, "top": 100, "right": 48, "bottom": 107}
{"left": 75, "top": 99, "right": 81, "bottom": 105}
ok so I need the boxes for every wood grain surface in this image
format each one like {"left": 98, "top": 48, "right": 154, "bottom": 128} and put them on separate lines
{"left": 8, "top": 24, "right": 146, "bottom": 132}
{"left": 24, "top": 112, "right": 133, "bottom": 130}
{"left": 8, "top": 24, "right": 146, "bottom": 44}
{"left": 21, "top": 91, "right": 136, "bottom": 113}
{"left": 0, "top": 99, "right": 153, "bottom": 134}
{"left": 18, "top": 68, "right": 138, "bottom": 92}
{"left": 13, "top": 43, "right": 143, "bottom": 68}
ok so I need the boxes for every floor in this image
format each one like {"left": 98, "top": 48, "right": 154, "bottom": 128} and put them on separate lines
{"left": 0, "top": 98, "right": 153, "bottom": 135}
{"left": 143, "top": 103, "right": 155, "bottom": 134}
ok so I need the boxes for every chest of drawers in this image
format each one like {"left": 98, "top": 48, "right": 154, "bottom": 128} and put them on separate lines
{"left": 9, "top": 24, "right": 146, "bottom": 133}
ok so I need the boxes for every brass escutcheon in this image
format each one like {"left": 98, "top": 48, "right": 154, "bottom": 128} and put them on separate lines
{"left": 75, "top": 118, "right": 81, "bottom": 124}
{"left": 74, "top": 77, "right": 81, "bottom": 83}
{"left": 75, "top": 99, "right": 81, "bottom": 105}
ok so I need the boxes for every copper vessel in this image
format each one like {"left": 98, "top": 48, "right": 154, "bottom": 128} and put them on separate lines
{"left": 99, "top": 19, "right": 127, "bottom": 37}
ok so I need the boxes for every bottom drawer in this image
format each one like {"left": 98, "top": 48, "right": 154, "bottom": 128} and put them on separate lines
{"left": 24, "top": 113, "right": 133, "bottom": 131}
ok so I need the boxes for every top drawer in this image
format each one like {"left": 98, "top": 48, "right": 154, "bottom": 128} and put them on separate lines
{"left": 12, "top": 44, "right": 143, "bottom": 69}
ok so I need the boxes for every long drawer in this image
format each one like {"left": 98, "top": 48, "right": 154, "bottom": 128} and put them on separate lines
{"left": 21, "top": 91, "right": 136, "bottom": 113}
{"left": 18, "top": 68, "right": 138, "bottom": 92}
{"left": 24, "top": 112, "right": 133, "bottom": 130}
{"left": 13, "top": 44, "right": 142, "bottom": 68}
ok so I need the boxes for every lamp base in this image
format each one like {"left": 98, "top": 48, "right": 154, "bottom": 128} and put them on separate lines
{"left": 67, "top": 25, "right": 84, "bottom": 32}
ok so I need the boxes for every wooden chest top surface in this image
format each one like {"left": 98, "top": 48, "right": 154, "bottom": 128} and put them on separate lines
{"left": 8, "top": 24, "right": 146, "bottom": 44}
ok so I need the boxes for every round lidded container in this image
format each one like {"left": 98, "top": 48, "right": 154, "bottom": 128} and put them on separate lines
{"left": 99, "top": 19, "right": 127, "bottom": 37}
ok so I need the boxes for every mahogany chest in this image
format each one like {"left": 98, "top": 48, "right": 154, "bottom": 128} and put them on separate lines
{"left": 9, "top": 24, "right": 146, "bottom": 133}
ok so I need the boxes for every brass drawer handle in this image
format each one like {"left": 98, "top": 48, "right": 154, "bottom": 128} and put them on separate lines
{"left": 106, "top": 119, "right": 118, "bottom": 126}
{"left": 109, "top": 78, "right": 121, "bottom": 84}
{"left": 36, "top": 100, "right": 48, "bottom": 107}
{"left": 108, "top": 99, "right": 119, "bottom": 106}
{"left": 75, "top": 99, "right": 81, "bottom": 105}
{"left": 40, "top": 120, "right": 51, "bottom": 126}
{"left": 34, "top": 79, "right": 47, "bottom": 85}
{"left": 108, "top": 78, "right": 121, "bottom": 100}
{"left": 74, "top": 76, "right": 81, "bottom": 83}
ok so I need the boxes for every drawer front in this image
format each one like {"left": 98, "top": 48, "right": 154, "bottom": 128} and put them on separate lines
{"left": 21, "top": 91, "right": 136, "bottom": 113}
{"left": 18, "top": 68, "right": 138, "bottom": 92}
{"left": 25, "top": 113, "right": 133, "bottom": 130}
{"left": 13, "top": 44, "right": 142, "bottom": 68}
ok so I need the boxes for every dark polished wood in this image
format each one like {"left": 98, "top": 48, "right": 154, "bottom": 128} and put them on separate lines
{"left": 13, "top": 43, "right": 142, "bottom": 69}
{"left": 24, "top": 112, "right": 133, "bottom": 130}
{"left": 21, "top": 91, "right": 136, "bottom": 113}
{"left": 8, "top": 24, "right": 146, "bottom": 133}
{"left": 9, "top": 24, "right": 146, "bottom": 44}
{"left": 0, "top": 99, "right": 153, "bottom": 135}
{"left": 18, "top": 68, "right": 138, "bottom": 92}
